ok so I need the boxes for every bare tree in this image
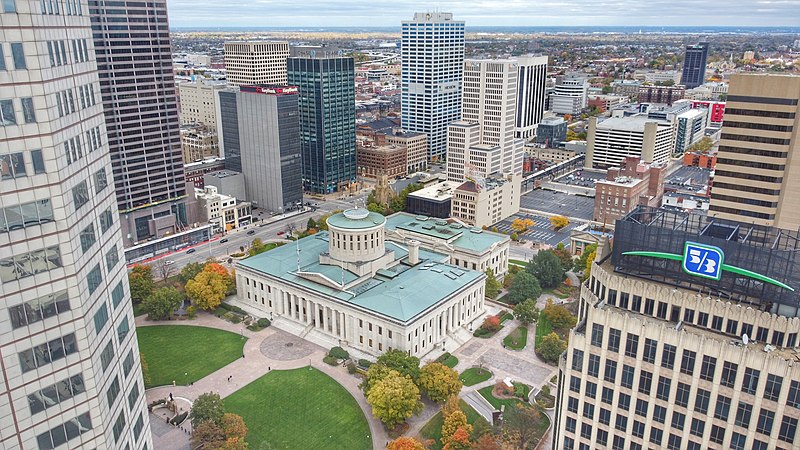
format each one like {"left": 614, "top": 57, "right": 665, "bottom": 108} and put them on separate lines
{"left": 154, "top": 260, "right": 174, "bottom": 282}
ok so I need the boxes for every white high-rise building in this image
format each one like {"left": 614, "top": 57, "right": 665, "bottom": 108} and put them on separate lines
{"left": 447, "top": 59, "right": 523, "bottom": 182}
{"left": 401, "top": 12, "right": 465, "bottom": 161}
{"left": 223, "top": 41, "right": 290, "bottom": 87}
{"left": 179, "top": 79, "right": 226, "bottom": 131}
{"left": 1, "top": 2, "right": 151, "bottom": 449}
{"left": 514, "top": 55, "right": 549, "bottom": 140}
{"left": 551, "top": 75, "right": 589, "bottom": 116}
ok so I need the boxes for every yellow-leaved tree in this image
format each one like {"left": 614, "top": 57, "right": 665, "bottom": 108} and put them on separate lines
{"left": 418, "top": 362, "right": 462, "bottom": 403}
{"left": 185, "top": 264, "right": 230, "bottom": 310}
{"left": 366, "top": 371, "right": 422, "bottom": 429}
{"left": 441, "top": 410, "right": 472, "bottom": 447}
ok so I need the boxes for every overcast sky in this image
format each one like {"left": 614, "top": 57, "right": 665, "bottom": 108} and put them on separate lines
{"left": 167, "top": 0, "right": 800, "bottom": 28}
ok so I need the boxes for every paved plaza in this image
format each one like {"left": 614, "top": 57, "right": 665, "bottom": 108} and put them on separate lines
{"left": 494, "top": 212, "right": 579, "bottom": 247}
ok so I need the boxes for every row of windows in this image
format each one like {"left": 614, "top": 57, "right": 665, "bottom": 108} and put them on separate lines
{"left": 0, "top": 198, "right": 53, "bottom": 233}
{"left": 0, "top": 150, "right": 46, "bottom": 179}
{"left": 41, "top": 0, "right": 83, "bottom": 15}
{"left": 8, "top": 289, "right": 70, "bottom": 329}
{"left": 36, "top": 412, "right": 92, "bottom": 450}
{"left": 0, "top": 97, "right": 36, "bottom": 125}
{"left": 0, "top": 245, "right": 62, "bottom": 283}
{"left": 0, "top": 42, "right": 26, "bottom": 71}
{"left": 720, "top": 133, "right": 790, "bottom": 146}
{"left": 28, "top": 374, "right": 85, "bottom": 415}
{"left": 19, "top": 332, "right": 77, "bottom": 373}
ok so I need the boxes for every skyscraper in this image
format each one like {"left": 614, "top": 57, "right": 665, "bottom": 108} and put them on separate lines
{"left": 224, "top": 41, "right": 290, "bottom": 87}
{"left": 550, "top": 75, "right": 588, "bottom": 116}
{"left": 401, "top": 12, "right": 465, "bottom": 161}
{"left": 554, "top": 207, "right": 800, "bottom": 450}
{"left": 288, "top": 57, "right": 356, "bottom": 194}
{"left": 709, "top": 74, "right": 800, "bottom": 229}
{"left": 681, "top": 42, "right": 709, "bottom": 89}
{"left": 91, "top": 2, "right": 189, "bottom": 247}
{"left": 446, "top": 59, "right": 523, "bottom": 181}
{"left": 514, "top": 55, "right": 549, "bottom": 140}
{"left": 1, "top": 2, "right": 150, "bottom": 449}
{"left": 218, "top": 86, "right": 303, "bottom": 213}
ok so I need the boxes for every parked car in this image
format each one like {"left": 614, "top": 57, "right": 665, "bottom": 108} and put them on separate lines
{"left": 186, "top": 248, "right": 196, "bottom": 254}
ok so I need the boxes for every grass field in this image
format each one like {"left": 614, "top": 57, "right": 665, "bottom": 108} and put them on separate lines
{"left": 137, "top": 325, "right": 246, "bottom": 388}
{"left": 534, "top": 315, "right": 553, "bottom": 348}
{"left": 420, "top": 399, "right": 491, "bottom": 450}
{"left": 503, "top": 326, "right": 528, "bottom": 350}
{"left": 509, "top": 259, "right": 528, "bottom": 266}
{"left": 225, "top": 368, "right": 371, "bottom": 450}
{"left": 478, "top": 385, "right": 526, "bottom": 410}
{"left": 439, "top": 354, "right": 459, "bottom": 368}
{"left": 460, "top": 367, "right": 493, "bottom": 386}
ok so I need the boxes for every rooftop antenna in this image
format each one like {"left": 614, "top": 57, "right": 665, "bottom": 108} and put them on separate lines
{"left": 295, "top": 232, "right": 301, "bottom": 272}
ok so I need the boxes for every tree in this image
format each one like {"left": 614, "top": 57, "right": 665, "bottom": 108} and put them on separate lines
{"left": 511, "top": 218, "right": 534, "bottom": 232}
{"left": 191, "top": 392, "right": 225, "bottom": 428}
{"left": 576, "top": 243, "right": 597, "bottom": 275}
{"left": 221, "top": 413, "right": 248, "bottom": 441}
{"left": 442, "top": 410, "right": 472, "bottom": 446}
{"left": 552, "top": 243, "right": 574, "bottom": 272}
{"left": 418, "top": 362, "right": 462, "bottom": 403}
{"left": 306, "top": 217, "right": 316, "bottom": 230}
{"left": 129, "top": 265, "right": 155, "bottom": 304}
{"left": 526, "top": 250, "right": 566, "bottom": 289}
{"left": 688, "top": 136, "right": 714, "bottom": 153}
{"left": 376, "top": 349, "right": 421, "bottom": 383}
{"left": 179, "top": 262, "right": 206, "bottom": 284}
{"left": 471, "top": 433, "right": 501, "bottom": 450}
{"left": 538, "top": 332, "right": 567, "bottom": 364}
{"left": 362, "top": 364, "right": 397, "bottom": 395}
{"left": 387, "top": 437, "right": 426, "bottom": 450}
{"left": 513, "top": 299, "right": 539, "bottom": 325}
{"left": 366, "top": 371, "right": 422, "bottom": 429}
{"left": 142, "top": 287, "right": 183, "bottom": 320}
{"left": 186, "top": 265, "right": 231, "bottom": 310}
{"left": 484, "top": 268, "right": 501, "bottom": 300}
{"left": 219, "top": 437, "right": 249, "bottom": 450}
{"left": 443, "top": 427, "right": 472, "bottom": 450}
{"left": 481, "top": 316, "right": 501, "bottom": 332}
{"left": 549, "top": 215, "right": 569, "bottom": 229}
{"left": 191, "top": 421, "right": 225, "bottom": 449}
{"left": 248, "top": 238, "right": 266, "bottom": 256}
{"left": 154, "top": 259, "right": 175, "bottom": 281}
{"left": 510, "top": 232, "right": 519, "bottom": 242}
{"left": 442, "top": 395, "right": 461, "bottom": 418}
{"left": 506, "top": 272, "right": 542, "bottom": 305}
{"left": 584, "top": 248, "right": 597, "bottom": 276}
{"left": 542, "top": 300, "right": 577, "bottom": 330}
{"left": 502, "top": 404, "right": 543, "bottom": 449}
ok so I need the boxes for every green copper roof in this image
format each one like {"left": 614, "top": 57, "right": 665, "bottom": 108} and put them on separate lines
{"left": 326, "top": 208, "right": 386, "bottom": 230}
{"left": 384, "top": 212, "right": 508, "bottom": 253}
{"left": 237, "top": 231, "right": 483, "bottom": 323}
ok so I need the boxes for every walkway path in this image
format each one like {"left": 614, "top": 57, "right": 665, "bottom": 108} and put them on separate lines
{"left": 137, "top": 313, "right": 389, "bottom": 450}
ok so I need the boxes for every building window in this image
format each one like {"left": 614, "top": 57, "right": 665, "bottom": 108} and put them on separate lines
{"left": 8, "top": 290, "right": 70, "bottom": 329}
{"left": 735, "top": 401, "right": 753, "bottom": 428}
{"left": 571, "top": 349, "right": 583, "bottom": 371}
{"left": 721, "top": 361, "right": 738, "bottom": 387}
{"left": 680, "top": 350, "right": 696, "bottom": 375}
{"left": 643, "top": 338, "right": 657, "bottom": 363}
{"left": 122, "top": 350, "right": 135, "bottom": 378}
{"left": 72, "top": 181, "right": 89, "bottom": 210}
{"left": 653, "top": 404, "right": 666, "bottom": 423}
{"left": 10, "top": 42, "right": 25, "bottom": 69}
{"left": 117, "top": 316, "right": 130, "bottom": 342}
{"left": 128, "top": 383, "right": 140, "bottom": 410}
{"left": 569, "top": 376, "right": 580, "bottom": 393}
{"left": 591, "top": 324, "right": 603, "bottom": 347}
{"left": 94, "top": 169, "right": 108, "bottom": 193}
{"left": 742, "top": 367, "right": 760, "bottom": 395}
{"left": 709, "top": 425, "right": 725, "bottom": 444}
{"left": 87, "top": 264, "right": 102, "bottom": 295}
{"left": 36, "top": 412, "right": 92, "bottom": 450}
{"left": 757, "top": 408, "right": 775, "bottom": 435}
{"left": 730, "top": 432, "right": 746, "bottom": 450}
{"left": 588, "top": 355, "right": 600, "bottom": 377}
{"left": 608, "top": 328, "right": 621, "bottom": 353}
{"left": 106, "top": 376, "right": 120, "bottom": 408}
{"left": 100, "top": 208, "right": 113, "bottom": 233}
{"left": 661, "top": 344, "right": 676, "bottom": 369}
{"left": 80, "top": 223, "right": 96, "bottom": 253}
{"left": 714, "top": 395, "right": 731, "bottom": 421}
{"left": 765, "top": 374, "right": 783, "bottom": 401}
{"left": 695, "top": 388, "right": 710, "bottom": 414}
{"left": 18, "top": 333, "right": 78, "bottom": 373}
{"left": 133, "top": 413, "right": 144, "bottom": 441}
{"left": 2, "top": 0, "right": 16, "bottom": 13}
{"left": 100, "top": 340, "right": 114, "bottom": 372}
{"left": 638, "top": 371, "right": 652, "bottom": 395}
{"left": 21, "top": 97, "right": 36, "bottom": 123}
{"left": 632, "top": 420, "right": 645, "bottom": 438}
{"left": 690, "top": 418, "right": 705, "bottom": 437}
{"left": 779, "top": 416, "right": 798, "bottom": 443}
{"left": 93, "top": 303, "right": 108, "bottom": 335}
{"left": 649, "top": 426, "right": 663, "bottom": 445}
{"left": 635, "top": 398, "right": 648, "bottom": 417}
{"left": 106, "top": 245, "right": 119, "bottom": 271}
{"left": 601, "top": 387, "right": 613, "bottom": 404}
{"left": 675, "top": 382, "right": 690, "bottom": 407}
{"left": 624, "top": 333, "right": 638, "bottom": 358}
{"left": 27, "top": 374, "right": 85, "bottom": 415}
{"left": 604, "top": 359, "right": 617, "bottom": 382}
{"left": 112, "top": 411, "right": 125, "bottom": 443}
{"left": 700, "top": 355, "right": 716, "bottom": 381}
{"left": 111, "top": 281, "right": 125, "bottom": 308}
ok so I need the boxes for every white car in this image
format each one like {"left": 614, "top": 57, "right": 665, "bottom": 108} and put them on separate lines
{"left": 164, "top": 260, "right": 175, "bottom": 266}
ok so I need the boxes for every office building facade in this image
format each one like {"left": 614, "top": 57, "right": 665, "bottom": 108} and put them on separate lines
{"left": 586, "top": 116, "right": 675, "bottom": 170}
{"left": 681, "top": 42, "right": 709, "bottom": 89}
{"left": 1, "top": 2, "right": 150, "bottom": 448}
{"left": 555, "top": 208, "right": 800, "bottom": 450}
{"left": 401, "top": 12, "right": 465, "bottom": 161}
{"left": 91, "top": 0, "right": 188, "bottom": 246}
{"left": 447, "top": 59, "right": 523, "bottom": 182}
{"left": 709, "top": 74, "right": 800, "bottom": 230}
{"left": 178, "top": 79, "right": 225, "bottom": 131}
{"left": 223, "top": 41, "right": 289, "bottom": 87}
{"left": 535, "top": 116, "right": 568, "bottom": 147}
{"left": 514, "top": 55, "right": 549, "bottom": 140}
{"left": 638, "top": 84, "right": 686, "bottom": 106}
{"left": 288, "top": 57, "right": 356, "bottom": 194}
{"left": 551, "top": 75, "right": 588, "bottom": 116}
{"left": 218, "top": 86, "right": 303, "bottom": 213}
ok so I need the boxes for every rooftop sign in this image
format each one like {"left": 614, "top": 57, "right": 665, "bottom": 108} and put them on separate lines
{"left": 623, "top": 241, "right": 794, "bottom": 291}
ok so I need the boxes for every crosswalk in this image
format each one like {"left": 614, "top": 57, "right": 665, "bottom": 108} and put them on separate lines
{"left": 493, "top": 215, "right": 575, "bottom": 246}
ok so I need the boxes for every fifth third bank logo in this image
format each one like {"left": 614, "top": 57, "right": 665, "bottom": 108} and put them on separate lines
{"left": 683, "top": 242, "right": 724, "bottom": 281}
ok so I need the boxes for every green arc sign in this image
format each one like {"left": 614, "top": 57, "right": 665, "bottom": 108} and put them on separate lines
{"left": 622, "top": 246, "right": 795, "bottom": 292}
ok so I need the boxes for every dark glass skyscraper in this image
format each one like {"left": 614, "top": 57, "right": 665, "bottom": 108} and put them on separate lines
{"left": 287, "top": 57, "right": 356, "bottom": 194}
{"left": 90, "top": 1, "right": 188, "bottom": 245}
{"left": 680, "top": 42, "right": 709, "bottom": 89}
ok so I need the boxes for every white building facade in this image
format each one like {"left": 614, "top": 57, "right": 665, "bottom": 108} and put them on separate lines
{"left": 514, "top": 55, "right": 549, "bottom": 140}
{"left": 235, "top": 210, "right": 510, "bottom": 358}
{"left": 223, "top": 41, "right": 289, "bottom": 87}
{"left": 0, "top": 2, "right": 150, "bottom": 449}
{"left": 401, "top": 12, "right": 465, "bottom": 161}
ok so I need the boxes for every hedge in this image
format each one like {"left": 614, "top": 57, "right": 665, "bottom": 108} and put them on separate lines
{"left": 328, "top": 346, "right": 349, "bottom": 360}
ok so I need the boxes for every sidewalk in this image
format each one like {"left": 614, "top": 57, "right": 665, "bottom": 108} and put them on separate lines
{"left": 138, "top": 313, "right": 389, "bottom": 450}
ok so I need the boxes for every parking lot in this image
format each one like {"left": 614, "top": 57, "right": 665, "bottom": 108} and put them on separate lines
{"left": 493, "top": 212, "right": 579, "bottom": 247}
{"left": 519, "top": 189, "right": 595, "bottom": 221}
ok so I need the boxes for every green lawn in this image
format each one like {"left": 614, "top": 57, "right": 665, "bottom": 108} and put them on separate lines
{"left": 225, "top": 368, "right": 371, "bottom": 450}
{"left": 439, "top": 354, "right": 459, "bottom": 369}
{"left": 478, "top": 385, "right": 526, "bottom": 410}
{"left": 460, "top": 367, "right": 493, "bottom": 386}
{"left": 509, "top": 259, "right": 528, "bottom": 266}
{"left": 137, "top": 325, "right": 246, "bottom": 388}
{"left": 534, "top": 315, "right": 553, "bottom": 348}
{"left": 420, "top": 399, "right": 491, "bottom": 450}
{"left": 503, "top": 326, "right": 528, "bottom": 350}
